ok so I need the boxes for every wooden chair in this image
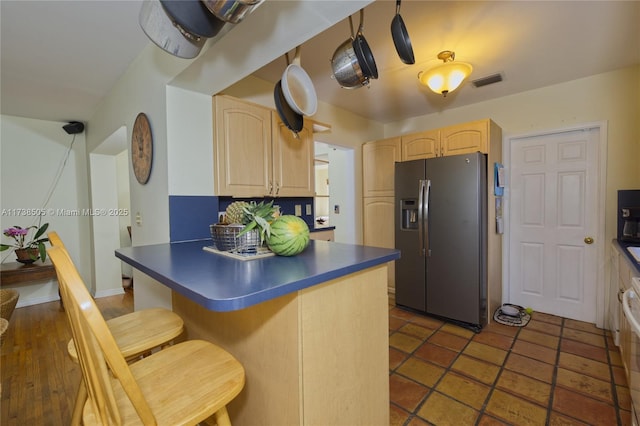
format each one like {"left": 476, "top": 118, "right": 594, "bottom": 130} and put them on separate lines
{"left": 48, "top": 246, "right": 245, "bottom": 425}
{"left": 48, "top": 232, "right": 185, "bottom": 425}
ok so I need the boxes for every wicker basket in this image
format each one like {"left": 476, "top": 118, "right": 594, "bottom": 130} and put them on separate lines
{"left": 0, "top": 289, "right": 19, "bottom": 321}
{"left": 0, "top": 318, "right": 8, "bottom": 347}
{"left": 210, "top": 224, "right": 261, "bottom": 254}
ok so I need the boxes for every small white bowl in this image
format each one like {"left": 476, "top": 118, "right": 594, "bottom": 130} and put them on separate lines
{"left": 500, "top": 305, "right": 520, "bottom": 317}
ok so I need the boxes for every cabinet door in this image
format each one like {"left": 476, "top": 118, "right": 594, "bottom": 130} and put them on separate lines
{"left": 441, "top": 119, "right": 488, "bottom": 156}
{"left": 213, "top": 96, "right": 272, "bottom": 196}
{"left": 363, "top": 196, "right": 396, "bottom": 291}
{"left": 363, "top": 137, "right": 401, "bottom": 197}
{"left": 309, "top": 230, "right": 334, "bottom": 241}
{"left": 401, "top": 129, "right": 440, "bottom": 160}
{"left": 272, "top": 117, "right": 315, "bottom": 197}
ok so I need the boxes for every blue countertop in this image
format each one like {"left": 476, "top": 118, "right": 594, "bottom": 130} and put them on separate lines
{"left": 115, "top": 240, "right": 400, "bottom": 312}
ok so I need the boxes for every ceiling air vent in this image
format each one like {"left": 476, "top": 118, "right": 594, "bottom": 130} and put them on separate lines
{"left": 472, "top": 73, "right": 503, "bottom": 88}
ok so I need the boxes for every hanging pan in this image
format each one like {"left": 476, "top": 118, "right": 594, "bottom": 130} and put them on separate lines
{"left": 139, "top": 0, "right": 206, "bottom": 59}
{"left": 274, "top": 80, "right": 303, "bottom": 138}
{"left": 352, "top": 9, "right": 378, "bottom": 79}
{"left": 160, "top": 0, "right": 225, "bottom": 38}
{"left": 331, "top": 10, "right": 377, "bottom": 89}
{"left": 281, "top": 47, "right": 318, "bottom": 117}
{"left": 391, "top": 0, "right": 415, "bottom": 64}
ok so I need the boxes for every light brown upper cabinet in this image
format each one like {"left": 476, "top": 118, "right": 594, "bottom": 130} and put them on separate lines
{"left": 440, "top": 119, "right": 489, "bottom": 156}
{"left": 272, "top": 116, "right": 314, "bottom": 197}
{"left": 401, "top": 129, "right": 440, "bottom": 160}
{"left": 400, "top": 119, "right": 495, "bottom": 160}
{"left": 213, "top": 95, "right": 314, "bottom": 197}
{"left": 362, "top": 137, "right": 401, "bottom": 198}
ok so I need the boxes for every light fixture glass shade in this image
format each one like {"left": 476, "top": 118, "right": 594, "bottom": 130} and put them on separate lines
{"left": 418, "top": 55, "right": 473, "bottom": 96}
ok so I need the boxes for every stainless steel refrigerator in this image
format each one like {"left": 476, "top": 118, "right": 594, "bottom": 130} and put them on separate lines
{"left": 395, "top": 152, "right": 487, "bottom": 330}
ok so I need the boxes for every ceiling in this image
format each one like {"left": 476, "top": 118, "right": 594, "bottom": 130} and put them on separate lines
{"left": 1, "top": 1, "right": 639, "bottom": 125}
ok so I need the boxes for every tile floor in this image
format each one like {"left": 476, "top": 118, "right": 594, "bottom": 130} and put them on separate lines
{"left": 388, "top": 303, "right": 632, "bottom": 425}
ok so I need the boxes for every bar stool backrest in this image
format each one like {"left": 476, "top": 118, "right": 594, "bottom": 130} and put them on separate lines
{"left": 48, "top": 246, "right": 156, "bottom": 425}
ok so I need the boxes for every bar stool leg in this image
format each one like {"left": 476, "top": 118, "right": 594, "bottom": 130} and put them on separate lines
{"left": 70, "top": 380, "right": 87, "bottom": 426}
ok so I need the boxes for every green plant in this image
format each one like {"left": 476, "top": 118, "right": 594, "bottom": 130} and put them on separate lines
{"left": 237, "top": 200, "right": 278, "bottom": 244}
{"left": 1, "top": 223, "right": 50, "bottom": 261}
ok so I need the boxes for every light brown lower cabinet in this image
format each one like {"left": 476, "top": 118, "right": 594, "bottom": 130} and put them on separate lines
{"left": 309, "top": 229, "right": 334, "bottom": 241}
{"left": 363, "top": 196, "right": 395, "bottom": 292}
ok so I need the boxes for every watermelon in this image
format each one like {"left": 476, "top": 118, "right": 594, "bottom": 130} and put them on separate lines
{"left": 267, "top": 215, "right": 310, "bottom": 256}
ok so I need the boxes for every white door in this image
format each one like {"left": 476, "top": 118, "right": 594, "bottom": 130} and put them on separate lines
{"left": 508, "top": 127, "right": 602, "bottom": 322}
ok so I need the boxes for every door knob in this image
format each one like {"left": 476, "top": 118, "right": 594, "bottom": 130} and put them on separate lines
{"left": 584, "top": 237, "right": 594, "bottom": 244}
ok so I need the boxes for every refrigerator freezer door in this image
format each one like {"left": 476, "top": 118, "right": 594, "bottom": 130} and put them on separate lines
{"left": 425, "top": 153, "right": 487, "bottom": 325}
{"left": 395, "top": 160, "right": 427, "bottom": 311}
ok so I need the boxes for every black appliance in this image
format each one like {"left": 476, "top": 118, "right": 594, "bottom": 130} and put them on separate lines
{"left": 394, "top": 153, "right": 487, "bottom": 331}
{"left": 618, "top": 190, "right": 640, "bottom": 243}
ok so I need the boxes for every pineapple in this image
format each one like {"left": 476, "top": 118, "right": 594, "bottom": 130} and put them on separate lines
{"left": 224, "top": 201, "right": 249, "bottom": 224}
{"left": 239, "top": 200, "right": 278, "bottom": 243}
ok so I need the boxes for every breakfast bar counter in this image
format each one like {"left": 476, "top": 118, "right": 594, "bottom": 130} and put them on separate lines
{"left": 116, "top": 240, "right": 400, "bottom": 426}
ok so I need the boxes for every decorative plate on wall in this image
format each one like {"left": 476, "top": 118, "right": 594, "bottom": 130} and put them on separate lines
{"left": 132, "top": 112, "right": 153, "bottom": 184}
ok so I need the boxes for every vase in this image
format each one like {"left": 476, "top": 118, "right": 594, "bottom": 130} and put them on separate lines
{"left": 15, "top": 248, "right": 39, "bottom": 264}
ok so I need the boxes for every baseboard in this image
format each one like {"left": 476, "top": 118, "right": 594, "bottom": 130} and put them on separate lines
{"left": 16, "top": 294, "right": 60, "bottom": 308}
{"left": 94, "top": 287, "right": 125, "bottom": 299}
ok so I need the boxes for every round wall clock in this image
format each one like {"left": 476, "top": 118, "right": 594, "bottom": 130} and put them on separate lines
{"left": 132, "top": 112, "right": 153, "bottom": 185}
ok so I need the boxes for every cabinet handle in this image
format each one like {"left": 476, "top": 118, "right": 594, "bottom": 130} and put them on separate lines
{"left": 619, "top": 288, "right": 625, "bottom": 303}
{"left": 268, "top": 181, "right": 273, "bottom": 195}
{"left": 584, "top": 237, "right": 594, "bottom": 244}
{"left": 275, "top": 182, "right": 280, "bottom": 196}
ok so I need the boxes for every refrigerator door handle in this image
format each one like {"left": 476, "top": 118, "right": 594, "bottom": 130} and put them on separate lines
{"left": 418, "top": 179, "right": 426, "bottom": 256}
{"left": 424, "top": 179, "right": 431, "bottom": 257}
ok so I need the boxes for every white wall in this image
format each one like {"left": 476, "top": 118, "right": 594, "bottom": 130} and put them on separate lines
{"left": 327, "top": 146, "right": 356, "bottom": 244}
{"left": 89, "top": 153, "right": 125, "bottom": 298}
{"left": 0, "top": 115, "right": 90, "bottom": 307}
{"left": 166, "top": 86, "right": 214, "bottom": 196}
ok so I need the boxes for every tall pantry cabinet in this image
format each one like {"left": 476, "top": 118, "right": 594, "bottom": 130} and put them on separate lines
{"left": 362, "top": 119, "right": 503, "bottom": 323}
{"left": 362, "top": 137, "right": 401, "bottom": 293}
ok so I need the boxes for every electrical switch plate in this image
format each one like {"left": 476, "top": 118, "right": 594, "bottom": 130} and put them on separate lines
{"left": 305, "top": 204, "right": 312, "bottom": 215}
{"left": 334, "top": 205, "right": 340, "bottom": 214}
{"left": 295, "top": 205, "right": 302, "bottom": 216}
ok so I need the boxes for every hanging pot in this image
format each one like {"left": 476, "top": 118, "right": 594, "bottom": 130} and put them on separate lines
{"left": 391, "top": 0, "right": 415, "bottom": 64}
{"left": 331, "top": 10, "right": 376, "bottom": 89}
{"left": 139, "top": 0, "right": 206, "bottom": 59}
{"left": 201, "top": 0, "right": 264, "bottom": 24}
{"left": 352, "top": 9, "right": 378, "bottom": 79}
{"left": 281, "top": 47, "right": 318, "bottom": 117}
{"left": 274, "top": 81, "right": 303, "bottom": 138}
{"left": 160, "top": 0, "right": 225, "bottom": 38}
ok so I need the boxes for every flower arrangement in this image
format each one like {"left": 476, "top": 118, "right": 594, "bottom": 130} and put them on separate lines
{"left": 1, "top": 223, "right": 50, "bottom": 262}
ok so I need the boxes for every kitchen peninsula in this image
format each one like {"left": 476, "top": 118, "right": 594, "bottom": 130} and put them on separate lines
{"left": 116, "top": 239, "right": 400, "bottom": 426}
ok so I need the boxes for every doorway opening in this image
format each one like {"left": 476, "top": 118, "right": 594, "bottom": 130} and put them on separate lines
{"left": 314, "top": 141, "right": 356, "bottom": 244}
{"left": 89, "top": 126, "right": 132, "bottom": 297}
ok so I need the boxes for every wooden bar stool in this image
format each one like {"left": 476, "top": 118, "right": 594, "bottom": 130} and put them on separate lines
{"left": 48, "top": 246, "right": 245, "bottom": 425}
{"left": 48, "top": 232, "right": 185, "bottom": 425}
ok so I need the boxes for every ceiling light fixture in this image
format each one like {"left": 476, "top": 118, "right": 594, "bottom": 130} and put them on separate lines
{"left": 418, "top": 51, "right": 473, "bottom": 97}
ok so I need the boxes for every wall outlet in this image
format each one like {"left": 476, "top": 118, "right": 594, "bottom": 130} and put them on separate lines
{"left": 334, "top": 205, "right": 340, "bottom": 214}
{"left": 295, "top": 204, "right": 302, "bottom": 216}
{"left": 305, "top": 204, "right": 312, "bottom": 215}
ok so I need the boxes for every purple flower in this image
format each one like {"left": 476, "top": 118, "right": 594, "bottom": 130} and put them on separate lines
{"left": 3, "top": 227, "right": 28, "bottom": 237}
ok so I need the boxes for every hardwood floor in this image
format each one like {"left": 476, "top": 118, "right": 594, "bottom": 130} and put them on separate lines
{"left": 0, "top": 290, "right": 133, "bottom": 425}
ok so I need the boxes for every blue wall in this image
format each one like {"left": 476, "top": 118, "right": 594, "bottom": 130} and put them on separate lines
{"left": 169, "top": 195, "right": 315, "bottom": 242}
